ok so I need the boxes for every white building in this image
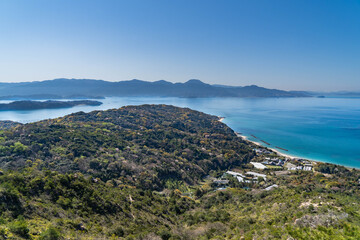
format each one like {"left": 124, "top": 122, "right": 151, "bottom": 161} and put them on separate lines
{"left": 246, "top": 171, "right": 267, "bottom": 181}
{"left": 250, "top": 162, "right": 267, "bottom": 169}
{"left": 265, "top": 184, "right": 279, "bottom": 191}
{"left": 225, "top": 171, "right": 250, "bottom": 183}
{"left": 225, "top": 170, "right": 267, "bottom": 183}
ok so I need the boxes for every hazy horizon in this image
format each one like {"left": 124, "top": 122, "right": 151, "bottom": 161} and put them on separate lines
{"left": 1, "top": 0, "right": 360, "bottom": 91}
{"left": 0, "top": 77, "right": 359, "bottom": 93}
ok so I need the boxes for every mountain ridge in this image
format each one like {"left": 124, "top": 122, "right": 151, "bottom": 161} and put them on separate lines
{"left": 0, "top": 78, "right": 310, "bottom": 98}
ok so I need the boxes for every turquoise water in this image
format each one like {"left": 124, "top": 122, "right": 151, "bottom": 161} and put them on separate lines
{"left": 0, "top": 97, "right": 359, "bottom": 168}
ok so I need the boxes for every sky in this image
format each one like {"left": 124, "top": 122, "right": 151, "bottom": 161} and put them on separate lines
{"left": 0, "top": 0, "right": 360, "bottom": 91}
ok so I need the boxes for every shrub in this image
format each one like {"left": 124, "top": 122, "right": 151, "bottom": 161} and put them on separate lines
{"left": 39, "top": 226, "right": 62, "bottom": 240}
{"left": 112, "top": 226, "right": 125, "bottom": 237}
{"left": 9, "top": 218, "right": 30, "bottom": 239}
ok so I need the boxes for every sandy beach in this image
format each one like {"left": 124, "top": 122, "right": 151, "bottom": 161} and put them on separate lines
{"left": 221, "top": 117, "right": 312, "bottom": 161}
{"left": 234, "top": 129, "right": 360, "bottom": 170}
{"left": 236, "top": 132, "right": 306, "bottom": 160}
{"left": 221, "top": 117, "right": 326, "bottom": 166}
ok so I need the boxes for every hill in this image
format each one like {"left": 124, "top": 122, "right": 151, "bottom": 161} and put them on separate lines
{"left": 0, "top": 78, "right": 310, "bottom": 99}
{"left": 0, "top": 105, "right": 253, "bottom": 190}
{"left": 0, "top": 105, "right": 359, "bottom": 239}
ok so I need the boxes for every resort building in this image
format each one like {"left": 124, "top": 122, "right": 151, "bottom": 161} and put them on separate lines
{"left": 224, "top": 170, "right": 267, "bottom": 183}
{"left": 246, "top": 171, "right": 267, "bottom": 181}
{"left": 250, "top": 162, "right": 267, "bottom": 169}
{"left": 265, "top": 184, "right": 279, "bottom": 191}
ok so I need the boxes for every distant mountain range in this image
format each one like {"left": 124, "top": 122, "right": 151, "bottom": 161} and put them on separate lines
{"left": 0, "top": 78, "right": 310, "bottom": 99}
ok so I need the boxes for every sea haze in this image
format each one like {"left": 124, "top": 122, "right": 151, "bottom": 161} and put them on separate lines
{"left": 0, "top": 97, "right": 359, "bottom": 168}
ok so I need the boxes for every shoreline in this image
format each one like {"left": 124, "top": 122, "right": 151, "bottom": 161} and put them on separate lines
{"left": 236, "top": 132, "right": 321, "bottom": 163}
{"left": 219, "top": 116, "right": 358, "bottom": 170}
{"left": 237, "top": 132, "right": 359, "bottom": 170}
{"left": 219, "top": 117, "right": 315, "bottom": 161}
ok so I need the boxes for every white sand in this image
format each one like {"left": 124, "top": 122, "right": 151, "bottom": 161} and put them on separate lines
{"left": 237, "top": 133, "right": 303, "bottom": 160}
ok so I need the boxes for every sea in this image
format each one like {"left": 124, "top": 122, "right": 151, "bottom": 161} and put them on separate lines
{"left": 0, "top": 97, "right": 359, "bottom": 168}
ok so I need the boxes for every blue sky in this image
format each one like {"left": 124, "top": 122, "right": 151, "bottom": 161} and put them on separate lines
{"left": 0, "top": 0, "right": 359, "bottom": 91}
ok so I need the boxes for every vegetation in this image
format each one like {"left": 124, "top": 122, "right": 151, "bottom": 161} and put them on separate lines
{"left": 0, "top": 120, "right": 21, "bottom": 130}
{"left": 0, "top": 100, "right": 102, "bottom": 111}
{"left": 0, "top": 105, "right": 252, "bottom": 190}
{"left": 0, "top": 105, "right": 359, "bottom": 239}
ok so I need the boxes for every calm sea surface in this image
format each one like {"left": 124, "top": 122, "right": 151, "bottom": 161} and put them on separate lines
{"left": 0, "top": 97, "right": 359, "bottom": 168}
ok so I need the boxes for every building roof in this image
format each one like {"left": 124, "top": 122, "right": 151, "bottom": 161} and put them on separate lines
{"left": 226, "top": 171, "right": 245, "bottom": 178}
{"left": 265, "top": 184, "right": 279, "bottom": 191}
{"left": 246, "top": 171, "right": 267, "bottom": 178}
{"left": 250, "top": 162, "right": 267, "bottom": 169}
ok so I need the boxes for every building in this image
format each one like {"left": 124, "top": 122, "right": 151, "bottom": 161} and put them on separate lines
{"left": 265, "top": 184, "right": 279, "bottom": 191}
{"left": 285, "top": 162, "right": 298, "bottom": 170}
{"left": 225, "top": 170, "right": 267, "bottom": 183}
{"left": 225, "top": 171, "right": 244, "bottom": 177}
{"left": 250, "top": 162, "right": 267, "bottom": 169}
{"left": 253, "top": 148, "right": 272, "bottom": 154}
{"left": 246, "top": 171, "right": 267, "bottom": 181}
{"left": 213, "top": 179, "right": 229, "bottom": 185}
{"left": 225, "top": 171, "right": 250, "bottom": 183}
{"left": 303, "top": 163, "right": 313, "bottom": 171}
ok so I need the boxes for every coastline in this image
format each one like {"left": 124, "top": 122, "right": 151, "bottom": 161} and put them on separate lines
{"left": 217, "top": 115, "right": 357, "bottom": 170}
{"left": 236, "top": 132, "right": 323, "bottom": 163}
{"left": 239, "top": 134, "right": 299, "bottom": 159}
{"left": 219, "top": 117, "right": 320, "bottom": 163}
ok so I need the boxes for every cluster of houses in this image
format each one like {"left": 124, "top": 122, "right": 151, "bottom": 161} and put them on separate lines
{"left": 212, "top": 170, "right": 279, "bottom": 191}
{"left": 209, "top": 146, "right": 316, "bottom": 193}
{"left": 224, "top": 170, "right": 267, "bottom": 183}
{"left": 253, "top": 148, "right": 272, "bottom": 155}
{"left": 285, "top": 161, "right": 313, "bottom": 171}
{"left": 262, "top": 157, "right": 285, "bottom": 167}
{"left": 252, "top": 148, "right": 314, "bottom": 171}
{"left": 250, "top": 159, "right": 313, "bottom": 171}
{"left": 212, "top": 170, "right": 267, "bottom": 186}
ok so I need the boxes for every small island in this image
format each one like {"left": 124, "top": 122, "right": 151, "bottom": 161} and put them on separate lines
{"left": 0, "top": 100, "right": 102, "bottom": 111}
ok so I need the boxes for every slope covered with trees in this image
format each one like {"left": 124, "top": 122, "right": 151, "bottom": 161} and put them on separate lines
{"left": 0, "top": 105, "right": 359, "bottom": 239}
{"left": 0, "top": 105, "right": 253, "bottom": 190}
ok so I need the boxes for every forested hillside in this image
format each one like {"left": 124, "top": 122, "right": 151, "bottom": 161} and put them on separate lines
{"left": 0, "top": 105, "right": 359, "bottom": 239}
{"left": 0, "top": 105, "right": 253, "bottom": 190}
